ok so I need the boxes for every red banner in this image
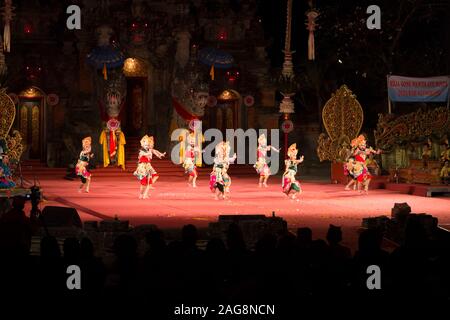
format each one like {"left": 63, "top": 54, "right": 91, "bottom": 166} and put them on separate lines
{"left": 172, "top": 97, "right": 200, "bottom": 121}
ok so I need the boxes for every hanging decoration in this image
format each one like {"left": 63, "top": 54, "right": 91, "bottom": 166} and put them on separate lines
{"left": 2, "top": 0, "right": 15, "bottom": 52}
{"left": 305, "top": 2, "right": 319, "bottom": 61}
{"left": 209, "top": 64, "right": 215, "bottom": 81}
{"left": 47, "top": 93, "right": 59, "bottom": 106}
{"left": 243, "top": 95, "right": 255, "bottom": 107}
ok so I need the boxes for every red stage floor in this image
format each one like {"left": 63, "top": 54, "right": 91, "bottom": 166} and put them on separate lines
{"left": 27, "top": 172, "right": 450, "bottom": 231}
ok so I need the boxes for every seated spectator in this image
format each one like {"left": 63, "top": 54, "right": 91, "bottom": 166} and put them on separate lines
{"left": 326, "top": 224, "right": 351, "bottom": 260}
{"left": 80, "top": 237, "right": 106, "bottom": 295}
{"left": 352, "top": 229, "right": 389, "bottom": 294}
{"left": 37, "top": 236, "right": 65, "bottom": 295}
{"left": 0, "top": 197, "right": 32, "bottom": 257}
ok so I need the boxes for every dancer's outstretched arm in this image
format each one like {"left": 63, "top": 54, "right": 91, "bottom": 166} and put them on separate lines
{"left": 152, "top": 149, "right": 166, "bottom": 159}
{"left": 295, "top": 155, "right": 305, "bottom": 164}
{"left": 269, "top": 146, "right": 280, "bottom": 153}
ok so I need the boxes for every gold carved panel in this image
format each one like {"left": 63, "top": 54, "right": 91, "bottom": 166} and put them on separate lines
{"left": 317, "top": 85, "right": 364, "bottom": 162}
{"left": 0, "top": 88, "right": 15, "bottom": 139}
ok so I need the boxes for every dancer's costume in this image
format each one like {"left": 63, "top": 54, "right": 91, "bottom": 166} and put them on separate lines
{"left": 99, "top": 119, "right": 126, "bottom": 169}
{"left": 254, "top": 134, "right": 272, "bottom": 177}
{"left": 182, "top": 132, "right": 199, "bottom": 177}
{"left": 344, "top": 158, "right": 358, "bottom": 181}
{"left": 350, "top": 135, "right": 380, "bottom": 186}
{"left": 209, "top": 141, "right": 235, "bottom": 194}
{"left": 0, "top": 160, "right": 15, "bottom": 189}
{"left": 0, "top": 139, "right": 15, "bottom": 189}
{"left": 75, "top": 137, "right": 93, "bottom": 184}
{"left": 282, "top": 143, "right": 302, "bottom": 195}
{"left": 133, "top": 135, "right": 163, "bottom": 186}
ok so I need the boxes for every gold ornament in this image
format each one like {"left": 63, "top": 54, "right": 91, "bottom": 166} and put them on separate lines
{"left": 0, "top": 88, "right": 24, "bottom": 162}
{"left": 317, "top": 85, "right": 363, "bottom": 162}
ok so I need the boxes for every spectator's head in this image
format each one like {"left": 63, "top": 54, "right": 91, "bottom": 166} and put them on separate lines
{"left": 40, "top": 236, "right": 61, "bottom": 259}
{"left": 63, "top": 237, "right": 80, "bottom": 260}
{"left": 326, "top": 224, "right": 343, "bottom": 245}
{"left": 297, "top": 227, "right": 312, "bottom": 246}
{"left": 113, "top": 234, "right": 138, "bottom": 260}
{"left": 358, "top": 229, "right": 383, "bottom": 252}
{"left": 226, "top": 223, "right": 246, "bottom": 251}
{"left": 181, "top": 224, "right": 198, "bottom": 248}
{"left": 277, "top": 232, "right": 297, "bottom": 253}
{"left": 145, "top": 227, "right": 166, "bottom": 250}
{"left": 80, "top": 237, "right": 94, "bottom": 259}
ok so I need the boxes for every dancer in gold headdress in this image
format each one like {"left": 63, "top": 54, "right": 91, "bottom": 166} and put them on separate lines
{"left": 254, "top": 133, "right": 279, "bottom": 187}
{"left": 75, "top": 137, "right": 94, "bottom": 193}
{"left": 349, "top": 134, "right": 381, "bottom": 194}
{"left": 282, "top": 143, "right": 304, "bottom": 199}
{"left": 133, "top": 135, "right": 166, "bottom": 199}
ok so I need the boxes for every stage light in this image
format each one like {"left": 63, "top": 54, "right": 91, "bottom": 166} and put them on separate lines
{"left": 123, "top": 58, "right": 137, "bottom": 73}
{"left": 338, "top": 59, "right": 343, "bottom": 64}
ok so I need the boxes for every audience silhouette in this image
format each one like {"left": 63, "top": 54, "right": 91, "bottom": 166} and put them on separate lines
{"left": 1, "top": 198, "right": 449, "bottom": 309}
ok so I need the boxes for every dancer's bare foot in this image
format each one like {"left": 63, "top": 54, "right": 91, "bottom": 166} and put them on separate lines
{"left": 258, "top": 183, "right": 262, "bottom": 188}
{"left": 263, "top": 183, "right": 268, "bottom": 188}
{"left": 344, "top": 186, "right": 350, "bottom": 191}
{"left": 85, "top": 189, "right": 89, "bottom": 193}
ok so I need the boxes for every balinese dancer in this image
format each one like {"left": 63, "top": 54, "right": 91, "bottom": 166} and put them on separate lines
{"left": 254, "top": 134, "right": 279, "bottom": 187}
{"left": 282, "top": 143, "right": 304, "bottom": 199}
{"left": 209, "top": 141, "right": 236, "bottom": 200}
{"left": 133, "top": 135, "right": 166, "bottom": 199}
{"left": 182, "top": 131, "right": 200, "bottom": 187}
{"left": 351, "top": 135, "right": 381, "bottom": 194}
{"left": 75, "top": 137, "right": 94, "bottom": 193}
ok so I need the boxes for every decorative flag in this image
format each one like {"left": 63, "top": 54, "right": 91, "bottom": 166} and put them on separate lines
{"left": 209, "top": 64, "right": 214, "bottom": 81}
{"left": 102, "top": 63, "right": 108, "bottom": 80}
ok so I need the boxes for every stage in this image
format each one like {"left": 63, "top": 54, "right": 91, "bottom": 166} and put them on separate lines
{"left": 20, "top": 161, "right": 450, "bottom": 245}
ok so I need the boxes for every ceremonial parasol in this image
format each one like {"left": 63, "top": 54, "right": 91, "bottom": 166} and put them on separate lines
{"left": 86, "top": 45, "right": 124, "bottom": 80}
{"left": 198, "top": 47, "right": 234, "bottom": 80}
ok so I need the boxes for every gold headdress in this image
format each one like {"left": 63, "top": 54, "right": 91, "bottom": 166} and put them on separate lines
{"left": 351, "top": 134, "right": 366, "bottom": 148}
{"left": 258, "top": 134, "right": 266, "bottom": 145}
{"left": 187, "top": 132, "right": 196, "bottom": 145}
{"left": 82, "top": 136, "right": 92, "bottom": 148}
{"left": 140, "top": 135, "right": 154, "bottom": 147}
{"left": 287, "top": 143, "right": 298, "bottom": 157}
